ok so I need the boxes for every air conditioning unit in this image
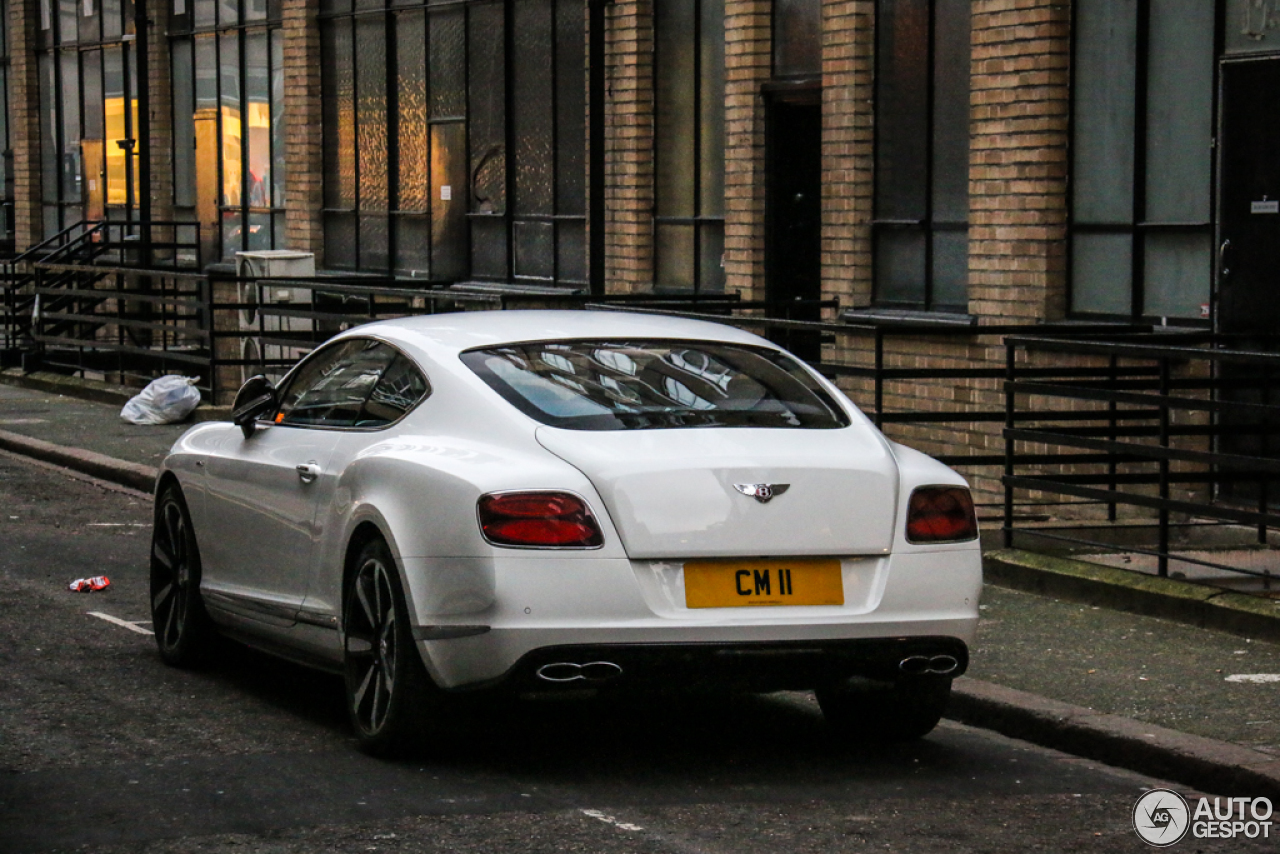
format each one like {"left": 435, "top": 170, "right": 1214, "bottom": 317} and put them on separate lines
{"left": 235, "top": 250, "right": 316, "bottom": 382}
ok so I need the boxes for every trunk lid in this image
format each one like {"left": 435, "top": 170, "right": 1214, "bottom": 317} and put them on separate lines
{"left": 535, "top": 425, "right": 900, "bottom": 559}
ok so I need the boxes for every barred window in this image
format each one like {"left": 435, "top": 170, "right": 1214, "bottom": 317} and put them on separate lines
{"left": 654, "top": 0, "right": 725, "bottom": 294}
{"left": 319, "top": 0, "right": 585, "bottom": 286}
{"left": 171, "top": 0, "right": 286, "bottom": 263}
{"left": 36, "top": 0, "right": 147, "bottom": 238}
{"left": 1070, "top": 0, "right": 1213, "bottom": 320}
{"left": 872, "top": 0, "right": 971, "bottom": 312}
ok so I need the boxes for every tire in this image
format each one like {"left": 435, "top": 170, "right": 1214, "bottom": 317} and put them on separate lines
{"left": 342, "top": 537, "right": 435, "bottom": 756}
{"left": 150, "top": 482, "right": 214, "bottom": 666}
{"left": 816, "top": 675, "right": 952, "bottom": 743}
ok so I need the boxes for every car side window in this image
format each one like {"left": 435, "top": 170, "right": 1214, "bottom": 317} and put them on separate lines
{"left": 354, "top": 354, "right": 431, "bottom": 427}
{"left": 274, "top": 339, "right": 398, "bottom": 428}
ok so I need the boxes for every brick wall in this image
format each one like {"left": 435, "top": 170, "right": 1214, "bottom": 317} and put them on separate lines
{"left": 968, "top": 0, "right": 1071, "bottom": 323}
{"left": 820, "top": 0, "right": 873, "bottom": 312}
{"left": 603, "top": 1, "right": 654, "bottom": 294}
{"left": 723, "top": 0, "right": 770, "bottom": 301}
{"left": 146, "top": 0, "right": 175, "bottom": 246}
{"left": 282, "top": 0, "right": 324, "bottom": 260}
{"left": 10, "top": 0, "right": 41, "bottom": 248}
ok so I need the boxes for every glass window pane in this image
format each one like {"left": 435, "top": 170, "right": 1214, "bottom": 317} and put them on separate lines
{"left": 325, "top": 210, "right": 357, "bottom": 268}
{"left": 511, "top": 0, "right": 553, "bottom": 215}
{"left": 468, "top": 1, "right": 505, "bottom": 214}
{"left": 396, "top": 10, "right": 428, "bottom": 212}
{"left": 931, "top": 229, "right": 968, "bottom": 310}
{"left": 194, "top": 0, "right": 214, "bottom": 29}
{"left": 514, "top": 219, "right": 554, "bottom": 279}
{"left": 698, "top": 222, "right": 726, "bottom": 294}
{"left": 39, "top": 54, "right": 57, "bottom": 205}
{"left": 58, "top": 0, "right": 75, "bottom": 43}
{"left": 875, "top": 0, "right": 929, "bottom": 221}
{"left": 1071, "top": 232, "right": 1133, "bottom": 314}
{"left": 219, "top": 32, "right": 241, "bottom": 209}
{"left": 271, "top": 29, "right": 285, "bottom": 211}
{"left": 321, "top": 21, "right": 355, "bottom": 209}
{"left": 395, "top": 213, "right": 430, "bottom": 275}
{"left": 359, "top": 212, "right": 388, "bottom": 270}
{"left": 931, "top": 0, "right": 970, "bottom": 224}
{"left": 356, "top": 15, "right": 387, "bottom": 214}
{"left": 104, "top": 46, "right": 129, "bottom": 205}
{"left": 59, "top": 51, "right": 80, "bottom": 203}
{"left": 1073, "top": 0, "right": 1137, "bottom": 224}
{"left": 773, "top": 0, "right": 820, "bottom": 78}
{"left": 557, "top": 219, "right": 586, "bottom": 284}
{"left": 699, "top": 0, "right": 725, "bottom": 219}
{"left": 874, "top": 229, "right": 926, "bottom": 305}
{"left": 655, "top": 222, "right": 695, "bottom": 291}
{"left": 429, "top": 7, "right": 465, "bottom": 119}
{"left": 102, "top": 0, "right": 120, "bottom": 39}
{"left": 1145, "top": 0, "right": 1213, "bottom": 223}
{"left": 555, "top": 0, "right": 585, "bottom": 218}
{"left": 244, "top": 30, "right": 270, "bottom": 208}
{"left": 173, "top": 39, "right": 195, "bottom": 208}
{"left": 1142, "top": 231, "right": 1210, "bottom": 318}
{"left": 470, "top": 215, "right": 508, "bottom": 279}
{"left": 655, "top": 0, "right": 695, "bottom": 219}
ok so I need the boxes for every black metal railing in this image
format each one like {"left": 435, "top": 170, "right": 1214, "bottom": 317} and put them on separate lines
{"left": 1002, "top": 332, "right": 1280, "bottom": 579}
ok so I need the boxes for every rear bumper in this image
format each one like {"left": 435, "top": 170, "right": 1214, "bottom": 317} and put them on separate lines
{"left": 482, "top": 635, "right": 969, "bottom": 695}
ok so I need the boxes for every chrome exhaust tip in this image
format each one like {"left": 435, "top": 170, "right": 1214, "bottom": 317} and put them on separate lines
{"left": 899, "top": 654, "right": 960, "bottom": 676}
{"left": 536, "top": 661, "right": 624, "bottom": 684}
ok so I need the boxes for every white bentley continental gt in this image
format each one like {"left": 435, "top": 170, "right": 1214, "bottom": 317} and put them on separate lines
{"left": 150, "top": 310, "right": 982, "bottom": 754}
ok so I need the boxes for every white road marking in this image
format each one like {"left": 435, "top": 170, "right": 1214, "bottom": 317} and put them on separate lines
{"left": 88, "top": 611, "right": 154, "bottom": 636}
{"left": 580, "top": 809, "right": 644, "bottom": 832}
{"left": 1225, "top": 673, "right": 1280, "bottom": 683}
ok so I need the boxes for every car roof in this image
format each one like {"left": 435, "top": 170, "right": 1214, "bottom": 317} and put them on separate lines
{"left": 344, "top": 309, "right": 776, "bottom": 356}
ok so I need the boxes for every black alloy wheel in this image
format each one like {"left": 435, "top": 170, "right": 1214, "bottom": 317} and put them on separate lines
{"left": 343, "top": 537, "right": 433, "bottom": 755}
{"left": 150, "top": 483, "right": 213, "bottom": 666}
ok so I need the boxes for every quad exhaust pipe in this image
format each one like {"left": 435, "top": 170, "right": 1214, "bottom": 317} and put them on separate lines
{"left": 536, "top": 661, "right": 624, "bottom": 684}
{"left": 899, "top": 654, "right": 960, "bottom": 676}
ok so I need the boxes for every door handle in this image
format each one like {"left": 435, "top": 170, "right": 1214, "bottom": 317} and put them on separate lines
{"left": 1220, "top": 238, "right": 1232, "bottom": 277}
{"left": 296, "top": 463, "right": 320, "bottom": 483}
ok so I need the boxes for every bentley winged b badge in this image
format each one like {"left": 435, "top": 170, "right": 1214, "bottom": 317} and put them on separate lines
{"left": 733, "top": 483, "right": 790, "bottom": 504}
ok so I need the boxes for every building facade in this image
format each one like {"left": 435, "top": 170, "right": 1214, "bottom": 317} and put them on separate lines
{"left": 6, "top": 0, "right": 1280, "bottom": 475}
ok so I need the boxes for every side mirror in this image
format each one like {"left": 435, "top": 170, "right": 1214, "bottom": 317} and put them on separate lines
{"left": 231, "top": 375, "right": 278, "bottom": 439}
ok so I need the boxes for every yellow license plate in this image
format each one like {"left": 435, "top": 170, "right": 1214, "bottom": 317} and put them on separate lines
{"left": 684, "top": 559, "right": 844, "bottom": 608}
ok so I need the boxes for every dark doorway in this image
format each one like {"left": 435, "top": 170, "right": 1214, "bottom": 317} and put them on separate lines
{"left": 1219, "top": 59, "right": 1280, "bottom": 337}
{"left": 1216, "top": 58, "right": 1280, "bottom": 501}
{"left": 765, "top": 95, "right": 822, "bottom": 362}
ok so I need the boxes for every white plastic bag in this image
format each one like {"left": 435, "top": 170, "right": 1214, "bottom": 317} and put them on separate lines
{"left": 120, "top": 375, "right": 202, "bottom": 425}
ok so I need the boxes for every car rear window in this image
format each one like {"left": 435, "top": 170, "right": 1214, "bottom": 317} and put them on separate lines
{"left": 460, "top": 340, "right": 851, "bottom": 431}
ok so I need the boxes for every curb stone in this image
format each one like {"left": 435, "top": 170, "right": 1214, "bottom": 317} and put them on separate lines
{"left": 985, "top": 548, "right": 1280, "bottom": 645}
{"left": 0, "top": 429, "right": 158, "bottom": 493}
{"left": 949, "top": 677, "right": 1280, "bottom": 800}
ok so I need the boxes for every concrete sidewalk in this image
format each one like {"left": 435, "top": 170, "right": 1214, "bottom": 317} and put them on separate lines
{"left": 2, "top": 370, "right": 1278, "bottom": 799}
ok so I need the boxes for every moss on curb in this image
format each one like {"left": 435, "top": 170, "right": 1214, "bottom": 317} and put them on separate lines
{"left": 984, "top": 548, "right": 1280, "bottom": 643}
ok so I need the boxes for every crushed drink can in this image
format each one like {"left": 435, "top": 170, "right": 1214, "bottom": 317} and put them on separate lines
{"left": 68, "top": 576, "right": 111, "bottom": 593}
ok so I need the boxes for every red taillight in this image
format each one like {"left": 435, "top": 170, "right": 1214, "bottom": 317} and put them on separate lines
{"left": 906, "top": 486, "right": 978, "bottom": 544}
{"left": 478, "top": 492, "right": 604, "bottom": 548}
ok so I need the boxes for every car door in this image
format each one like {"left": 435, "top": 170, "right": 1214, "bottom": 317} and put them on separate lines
{"left": 199, "top": 338, "right": 399, "bottom": 624}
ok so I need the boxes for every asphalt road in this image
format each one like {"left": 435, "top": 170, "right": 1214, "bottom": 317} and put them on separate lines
{"left": 0, "top": 450, "right": 1270, "bottom": 853}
